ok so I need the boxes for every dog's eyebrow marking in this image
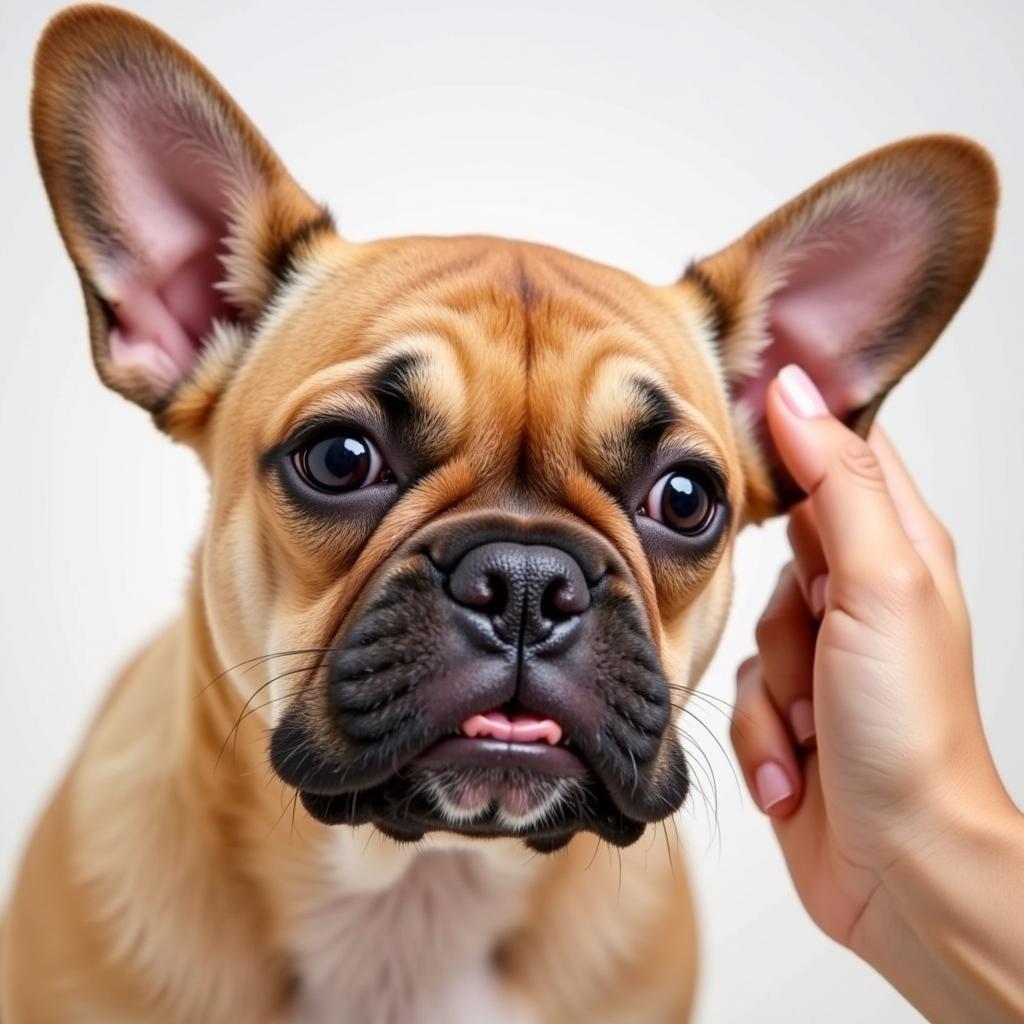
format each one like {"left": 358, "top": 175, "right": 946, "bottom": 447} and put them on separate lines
{"left": 597, "top": 377, "right": 681, "bottom": 483}
{"left": 630, "top": 377, "right": 677, "bottom": 447}
{"left": 635, "top": 385, "right": 730, "bottom": 487}
{"left": 369, "top": 352, "right": 422, "bottom": 421}
{"left": 368, "top": 351, "right": 453, "bottom": 465}
{"left": 590, "top": 375, "right": 729, "bottom": 501}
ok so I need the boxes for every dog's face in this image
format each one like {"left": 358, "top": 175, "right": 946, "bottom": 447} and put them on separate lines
{"left": 203, "top": 236, "right": 742, "bottom": 850}
{"left": 32, "top": 8, "right": 997, "bottom": 850}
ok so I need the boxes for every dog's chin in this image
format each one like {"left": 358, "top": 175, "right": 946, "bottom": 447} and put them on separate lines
{"left": 297, "top": 737, "right": 649, "bottom": 852}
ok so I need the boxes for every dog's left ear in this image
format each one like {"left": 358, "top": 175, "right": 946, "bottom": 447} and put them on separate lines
{"left": 680, "top": 135, "right": 998, "bottom": 520}
{"left": 31, "top": 6, "right": 332, "bottom": 438}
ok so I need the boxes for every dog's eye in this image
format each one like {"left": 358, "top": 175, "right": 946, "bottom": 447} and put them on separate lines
{"left": 293, "top": 434, "right": 388, "bottom": 493}
{"left": 643, "top": 469, "right": 715, "bottom": 534}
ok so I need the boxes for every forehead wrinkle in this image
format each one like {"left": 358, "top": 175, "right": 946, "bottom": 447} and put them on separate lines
{"left": 335, "top": 238, "right": 502, "bottom": 317}
{"left": 576, "top": 341, "right": 668, "bottom": 409}
{"left": 364, "top": 303, "right": 491, "bottom": 378}
{"left": 583, "top": 356, "right": 676, "bottom": 437}
{"left": 262, "top": 352, "right": 385, "bottom": 446}
{"left": 379, "top": 247, "right": 500, "bottom": 306}
{"left": 367, "top": 244, "right": 526, "bottom": 344}
{"left": 543, "top": 256, "right": 666, "bottom": 343}
{"left": 261, "top": 339, "right": 454, "bottom": 447}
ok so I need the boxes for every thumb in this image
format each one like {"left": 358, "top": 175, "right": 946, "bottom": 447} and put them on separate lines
{"left": 766, "top": 364, "right": 920, "bottom": 590}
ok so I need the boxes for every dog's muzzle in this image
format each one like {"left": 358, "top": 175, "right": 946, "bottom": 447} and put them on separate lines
{"left": 270, "top": 520, "right": 690, "bottom": 851}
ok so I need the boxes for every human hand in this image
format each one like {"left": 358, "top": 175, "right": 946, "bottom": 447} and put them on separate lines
{"left": 730, "top": 363, "right": 1012, "bottom": 951}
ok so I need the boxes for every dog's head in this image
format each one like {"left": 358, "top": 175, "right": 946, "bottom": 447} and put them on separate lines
{"left": 32, "top": 7, "right": 997, "bottom": 850}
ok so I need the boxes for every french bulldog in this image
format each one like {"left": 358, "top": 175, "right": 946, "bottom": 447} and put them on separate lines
{"left": 1, "top": 5, "right": 996, "bottom": 1022}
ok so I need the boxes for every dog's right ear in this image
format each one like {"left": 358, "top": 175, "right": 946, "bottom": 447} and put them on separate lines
{"left": 31, "top": 5, "right": 333, "bottom": 436}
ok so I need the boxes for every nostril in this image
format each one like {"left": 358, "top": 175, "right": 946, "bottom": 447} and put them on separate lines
{"left": 448, "top": 555, "right": 510, "bottom": 616}
{"left": 449, "top": 570, "right": 507, "bottom": 614}
{"left": 540, "top": 573, "right": 590, "bottom": 622}
{"left": 480, "top": 573, "right": 508, "bottom": 616}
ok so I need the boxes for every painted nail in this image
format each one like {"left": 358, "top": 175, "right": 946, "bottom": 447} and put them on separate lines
{"left": 777, "top": 364, "right": 829, "bottom": 419}
{"left": 809, "top": 574, "right": 828, "bottom": 618}
{"left": 789, "top": 699, "right": 816, "bottom": 746}
{"left": 754, "top": 762, "right": 794, "bottom": 812}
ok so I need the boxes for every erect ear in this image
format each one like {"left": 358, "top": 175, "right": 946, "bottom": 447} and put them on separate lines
{"left": 682, "top": 135, "right": 998, "bottom": 520}
{"left": 31, "top": 5, "right": 333, "bottom": 430}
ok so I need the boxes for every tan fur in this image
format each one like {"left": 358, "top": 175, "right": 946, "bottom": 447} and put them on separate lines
{"left": 3, "top": 6, "right": 997, "bottom": 1023}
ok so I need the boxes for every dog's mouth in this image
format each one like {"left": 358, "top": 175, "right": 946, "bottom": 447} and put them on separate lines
{"left": 297, "top": 706, "right": 648, "bottom": 851}
{"left": 275, "top": 521, "right": 692, "bottom": 852}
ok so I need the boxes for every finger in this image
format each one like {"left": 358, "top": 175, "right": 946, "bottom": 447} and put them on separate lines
{"left": 731, "top": 657, "right": 803, "bottom": 818}
{"left": 754, "top": 564, "right": 818, "bottom": 746}
{"left": 766, "top": 365, "right": 926, "bottom": 594}
{"left": 867, "top": 425, "right": 960, "bottom": 590}
{"left": 786, "top": 501, "right": 828, "bottom": 616}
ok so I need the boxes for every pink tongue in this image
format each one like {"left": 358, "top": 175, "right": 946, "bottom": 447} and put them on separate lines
{"left": 460, "top": 710, "right": 563, "bottom": 746}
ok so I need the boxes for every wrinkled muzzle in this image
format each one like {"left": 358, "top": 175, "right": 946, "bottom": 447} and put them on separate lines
{"left": 271, "top": 515, "right": 690, "bottom": 851}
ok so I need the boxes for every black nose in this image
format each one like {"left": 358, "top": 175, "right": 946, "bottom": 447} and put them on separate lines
{"left": 447, "top": 542, "right": 591, "bottom": 647}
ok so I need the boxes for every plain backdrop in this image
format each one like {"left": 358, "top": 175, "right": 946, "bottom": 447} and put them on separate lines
{"left": 2, "top": 1, "right": 1022, "bottom": 1021}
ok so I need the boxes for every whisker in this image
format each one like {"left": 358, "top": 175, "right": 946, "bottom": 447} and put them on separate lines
{"left": 264, "top": 787, "right": 296, "bottom": 838}
{"left": 669, "top": 810, "right": 689, "bottom": 864}
{"left": 680, "top": 706, "right": 740, "bottom": 796}
{"left": 289, "top": 789, "right": 301, "bottom": 844}
{"left": 215, "top": 661, "right": 330, "bottom": 773}
{"left": 661, "top": 819, "right": 675, "bottom": 880}
{"left": 198, "top": 646, "right": 341, "bottom": 699}
{"left": 679, "top": 730, "right": 720, "bottom": 849}
{"left": 362, "top": 827, "right": 376, "bottom": 856}
{"left": 226, "top": 689, "right": 307, "bottom": 751}
{"left": 667, "top": 683, "right": 737, "bottom": 717}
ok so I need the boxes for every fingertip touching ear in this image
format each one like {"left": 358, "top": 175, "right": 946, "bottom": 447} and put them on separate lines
{"left": 681, "top": 135, "right": 998, "bottom": 520}
{"left": 31, "top": 5, "right": 336, "bottom": 435}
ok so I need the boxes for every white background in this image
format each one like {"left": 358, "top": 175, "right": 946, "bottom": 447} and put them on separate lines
{"left": 2, "top": 2, "right": 1022, "bottom": 1021}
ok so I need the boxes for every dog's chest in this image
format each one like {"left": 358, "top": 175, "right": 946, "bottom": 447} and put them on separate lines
{"left": 285, "top": 847, "right": 538, "bottom": 1024}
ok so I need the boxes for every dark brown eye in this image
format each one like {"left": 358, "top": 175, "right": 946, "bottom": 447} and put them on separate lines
{"left": 294, "top": 434, "right": 385, "bottom": 493}
{"left": 644, "top": 469, "right": 715, "bottom": 534}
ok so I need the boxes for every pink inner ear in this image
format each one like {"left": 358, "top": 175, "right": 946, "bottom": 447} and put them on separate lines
{"left": 732, "top": 193, "right": 935, "bottom": 424}
{"left": 95, "top": 90, "right": 240, "bottom": 390}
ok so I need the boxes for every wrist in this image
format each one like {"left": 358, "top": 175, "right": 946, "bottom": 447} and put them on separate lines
{"left": 881, "top": 790, "right": 1020, "bottom": 921}
{"left": 851, "top": 791, "right": 1024, "bottom": 1023}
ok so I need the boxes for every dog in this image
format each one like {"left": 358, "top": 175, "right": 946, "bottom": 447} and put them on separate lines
{"left": 1, "top": 5, "right": 997, "bottom": 1022}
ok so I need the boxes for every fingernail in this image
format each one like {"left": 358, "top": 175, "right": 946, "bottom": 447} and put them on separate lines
{"left": 809, "top": 574, "right": 828, "bottom": 618}
{"left": 789, "top": 699, "right": 816, "bottom": 746}
{"left": 777, "top": 364, "right": 829, "bottom": 419}
{"left": 754, "top": 762, "right": 794, "bottom": 812}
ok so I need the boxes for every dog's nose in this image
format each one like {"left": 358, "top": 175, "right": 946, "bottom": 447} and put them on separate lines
{"left": 447, "top": 542, "right": 591, "bottom": 647}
